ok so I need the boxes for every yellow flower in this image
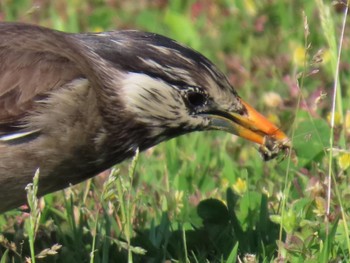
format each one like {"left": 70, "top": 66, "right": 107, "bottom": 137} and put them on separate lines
{"left": 345, "top": 110, "right": 350, "bottom": 136}
{"left": 221, "top": 178, "right": 229, "bottom": 188}
{"left": 92, "top": 27, "right": 104, "bottom": 33}
{"left": 313, "top": 196, "right": 326, "bottom": 217}
{"left": 174, "top": 190, "right": 184, "bottom": 213}
{"left": 292, "top": 45, "right": 307, "bottom": 67}
{"left": 232, "top": 178, "right": 247, "bottom": 195}
{"left": 327, "top": 111, "right": 342, "bottom": 126}
{"left": 244, "top": 0, "right": 257, "bottom": 16}
{"left": 321, "top": 49, "right": 331, "bottom": 65}
{"left": 174, "top": 190, "right": 184, "bottom": 202}
{"left": 339, "top": 153, "right": 350, "bottom": 171}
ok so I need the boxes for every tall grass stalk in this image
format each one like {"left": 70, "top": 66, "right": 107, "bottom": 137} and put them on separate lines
{"left": 316, "top": 0, "right": 344, "bottom": 124}
{"left": 116, "top": 149, "right": 139, "bottom": 263}
{"left": 181, "top": 224, "right": 189, "bottom": 263}
{"left": 330, "top": 0, "right": 349, "bottom": 254}
{"left": 316, "top": 0, "right": 350, "bottom": 259}
{"left": 90, "top": 168, "right": 120, "bottom": 263}
{"left": 278, "top": 10, "right": 310, "bottom": 253}
{"left": 25, "top": 169, "right": 41, "bottom": 263}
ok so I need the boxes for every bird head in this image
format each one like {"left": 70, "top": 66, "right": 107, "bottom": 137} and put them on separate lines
{"left": 79, "top": 30, "right": 290, "bottom": 160}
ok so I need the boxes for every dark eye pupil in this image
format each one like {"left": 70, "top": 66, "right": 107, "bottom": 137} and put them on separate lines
{"left": 187, "top": 92, "right": 206, "bottom": 107}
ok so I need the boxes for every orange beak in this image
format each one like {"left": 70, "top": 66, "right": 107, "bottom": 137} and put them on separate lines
{"left": 234, "top": 100, "right": 288, "bottom": 144}
{"left": 205, "top": 99, "right": 289, "bottom": 146}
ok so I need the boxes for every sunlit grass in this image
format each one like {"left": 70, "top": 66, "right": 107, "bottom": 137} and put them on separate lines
{"left": 0, "top": 0, "right": 349, "bottom": 262}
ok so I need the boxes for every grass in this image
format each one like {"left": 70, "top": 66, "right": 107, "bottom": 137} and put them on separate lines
{"left": 0, "top": 0, "right": 350, "bottom": 262}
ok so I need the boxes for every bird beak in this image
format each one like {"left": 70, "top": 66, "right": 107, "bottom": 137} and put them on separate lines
{"left": 206, "top": 99, "right": 289, "bottom": 146}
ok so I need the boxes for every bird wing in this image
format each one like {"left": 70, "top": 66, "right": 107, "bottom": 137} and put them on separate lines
{"left": 0, "top": 23, "right": 84, "bottom": 139}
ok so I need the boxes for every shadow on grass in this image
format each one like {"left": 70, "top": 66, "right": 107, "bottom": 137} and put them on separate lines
{"left": 131, "top": 188, "right": 281, "bottom": 262}
{"left": 0, "top": 188, "right": 281, "bottom": 263}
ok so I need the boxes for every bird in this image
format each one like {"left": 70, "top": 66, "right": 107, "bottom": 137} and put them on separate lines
{"left": 0, "top": 22, "right": 290, "bottom": 213}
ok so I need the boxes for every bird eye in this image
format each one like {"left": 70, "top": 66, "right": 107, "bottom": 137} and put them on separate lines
{"left": 187, "top": 92, "right": 206, "bottom": 107}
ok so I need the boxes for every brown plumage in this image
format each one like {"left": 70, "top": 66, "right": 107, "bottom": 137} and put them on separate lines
{"left": 0, "top": 22, "right": 289, "bottom": 213}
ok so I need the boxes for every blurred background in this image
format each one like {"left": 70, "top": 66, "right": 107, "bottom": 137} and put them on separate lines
{"left": 0, "top": 1, "right": 349, "bottom": 262}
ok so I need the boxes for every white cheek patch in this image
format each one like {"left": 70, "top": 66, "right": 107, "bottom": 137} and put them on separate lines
{"left": 120, "top": 72, "right": 203, "bottom": 135}
{"left": 121, "top": 72, "right": 184, "bottom": 122}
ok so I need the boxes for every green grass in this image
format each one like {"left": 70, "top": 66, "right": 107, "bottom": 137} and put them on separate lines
{"left": 0, "top": 0, "right": 350, "bottom": 262}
